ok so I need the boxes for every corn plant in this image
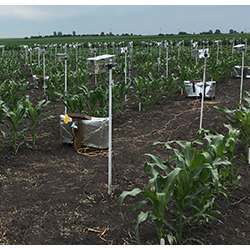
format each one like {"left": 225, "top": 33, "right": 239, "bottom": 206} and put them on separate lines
{"left": 216, "top": 91, "right": 250, "bottom": 149}
{"left": 120, "top": 156, "right": 181, "bottom": 244}
{"left": 0, "top": 100, "right": 6, "bottom": 141}
{"left": 4, "top": 100, "right": 26, "bottom": 153}
{"left": 156, "top": 139, "right": 221, "bottom": 242}
{"left": 64, "top": 94, "right": 85, "bottom": 114}
{"left": 24, "top": 97, "right": 49, "bottom": 145}
{"left": 201, "top": 125, "right": 240, "bottom": 186}
{"left": 0, "top": 80, "right": 27, "bottom": 109}
{"left": 87, "top": 85, "right": 108, "bottom": 117}
{"left": 120, "top": 126, "right": 239, "bottom": 244}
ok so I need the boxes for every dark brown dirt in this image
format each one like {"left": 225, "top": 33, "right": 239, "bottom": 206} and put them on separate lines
{"left": 0, "top": 78, "right": 250, "bottom": 244}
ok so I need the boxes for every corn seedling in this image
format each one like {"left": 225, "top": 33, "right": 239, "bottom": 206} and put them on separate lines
{"left": 4, "top": 101, "right": 26, "bottom": 153}
{"left": 24, "top": 97, "right": 49, "bottom": 145}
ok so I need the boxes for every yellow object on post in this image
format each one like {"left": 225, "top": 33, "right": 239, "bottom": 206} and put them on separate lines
{"left": 63, "top": 114, "right": 72, "bottom": 125}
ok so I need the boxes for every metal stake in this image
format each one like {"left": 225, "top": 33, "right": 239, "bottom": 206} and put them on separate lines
{"left": 240, "top": 50, "right": 245, "bottom": 105}
{"left": 199, "top": 56, "right": 207, "bottom": 130}
{"left": 108, "top": 60, "right": 113, "bottom": 195}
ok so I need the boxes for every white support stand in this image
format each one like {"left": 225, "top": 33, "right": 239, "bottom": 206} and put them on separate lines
{"left": 138, "top": 102, "right": 142, "bottom": 112}
{"left": 240, "top": 50, "right": 245, "bottom": 105}
{"left": 128, "top": 42, "right": 133, "bottom": 85}
{"left": 232, "top": 41, "right": 235, "bottom": 55}
{"left": 177, "top": 46, "right": 180, "bottom": 60}
{"left": 75, "top": 45, "right": 78, "bottom": 72}
{"left": 216, "top": 43, "right": 219, "bottom": 65}
{"left": 158, "top": 44, "right": 162, "bottom": 72}
{"left": 86, "top": 54, "right": 115, "bottom": 195}
{"left": 199, "top": 56, "right": 207, "bottom": 130}
{"left": 124, "top": 51, "right": 128, "bottom": 102}
{"left": 64, "top": 57, "right": 68, "bottom": 114}
{"left": 29, "top": 49, "right": 32, "bottom": 65}
{"left": 43, "top": 52, "right": 46, "bottom": 96}
{"left": 108, "top": 61, "right": 113, "bottom": 195}
{"left": 248, "top": 147, "right": 250, "bottom": 164}
{"left": 38, "top": 49, "right": 41, "bottom": 67}
{"left": 0, "top": 46, "right": 5, "bottom": 57}
{"left": 160, "top": 238, "right": 165, "bottom": 245}
{"left": 55, "top": 46, "right": 57, "bottom": 63}
{"left": 25, "top": 48, "right": 28, "bottom": 65}
{"left": 165, "top": 43, "right": 169, "bottom": 78}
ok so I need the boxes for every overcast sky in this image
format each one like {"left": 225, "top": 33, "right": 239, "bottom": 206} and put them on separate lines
{"left": 0, "top": 5, "right": 249, "bottom": 38}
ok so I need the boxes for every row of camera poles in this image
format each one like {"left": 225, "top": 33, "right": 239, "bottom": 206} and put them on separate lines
{"left": 22, "top": 46, "right": 47, "bottom": 97}
{"left": 199, "top": 42, "right": 248, "bottom": 129}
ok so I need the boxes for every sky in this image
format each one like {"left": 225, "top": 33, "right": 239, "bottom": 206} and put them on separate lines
{"left": 0, "top": 5, "right": 249, "bottom": 38}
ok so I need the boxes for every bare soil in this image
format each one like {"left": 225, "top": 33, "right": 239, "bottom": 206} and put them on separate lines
{"left": 0, "top": 78, "right": 250, "bottom": 244}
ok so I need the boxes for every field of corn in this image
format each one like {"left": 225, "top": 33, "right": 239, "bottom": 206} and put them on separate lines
{"left": 0, "top": 35, "right": 250, "bottom": 244}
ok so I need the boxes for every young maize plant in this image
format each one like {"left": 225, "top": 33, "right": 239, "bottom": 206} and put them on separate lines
{"left": 24, "top": 97, "right": 49, "bottom": 146}
{"left": 120, "top": 126, "right": 239, "bottom": 244}
{"left": 216, "top": 91, "right": 250, "bottom": 163}
{"left": 4, "top": 100, "right": 26, "bottom": 153}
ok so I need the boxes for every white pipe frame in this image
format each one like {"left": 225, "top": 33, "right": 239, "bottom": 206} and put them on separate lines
{"left": 199, "top": 56, "right": 207, "bottom": 130}
{"left": 42, "top": 50, "right": 46, "bottom": 96}
{"left": 108, "top": 59, "right": 113, "bottom": 195}
{"left": 64, "top": 56, "right": 68, "bottom": 114}
{"left": 124, "top": 50, "right": 128, "bottom": 103}
{"left": 239, "top": 49, "right": 245, "bottom": 105}
{"left": 165, "top": 41, "right": 169, "bottom": 78}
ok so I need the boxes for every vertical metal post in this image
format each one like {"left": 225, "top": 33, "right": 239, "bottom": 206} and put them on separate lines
{"left": 108, "top": 60, "right": 113, "bottom": 195}
{"left": 165, "top": 44, "right": 169, "bottom": 78}
{"left": 30, "top": 49, "right": 32, "bottom": 65}
{"left": 64, "top": 57, "right": 68, "bottom": 114}
{"left": 216, "top": 43, "right": 219, "bottom": 64}
{"left": 158, "top": 44, "right": 161, "bottom": 72}
{"left": 43, "top": 52, "right": 46, "bottom": 96}
{"left": 75, "top": 45, "right": 78, "bottom": 72}
{"left": 55, "top": 46, "right": 57, "bottom": 63}
{"left": 240, "top": 50, "right": 245, "bottom": 105}
{"left": 25, "top": 48, "right": 28, "bottom": 65}
{"left": 38, "top": 48, "right": 41, "bottom": 67}
{"left": 124, "top": 51, "right": 128, "bottom": 102}
{"left": 199, "top": 56, "right": 207, "bottom": 130}
{"left": 190, "top": 41, "right": 193, "bottom": 58}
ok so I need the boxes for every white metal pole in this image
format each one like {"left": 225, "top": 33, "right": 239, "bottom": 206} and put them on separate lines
{"left": 199, "top": 57, "right": 207, "bottom": 130}
{"left": 94, "top": 50, "right": 97, "bottom": 86}
{"left": 30, "top": 50, "right": 32, "bottom": 65}
{"left": 158, "top": 45, "right": 161, "bottom": 72}
{"left": 108, "top": 61, "right": 113, "bottom": 195}
{"left": 64, "top": 57, "right": 68, "bottom": 114}
{"left": 43, "top": 52, "right": 46, "bottom": 96}
{"left": 124, "top": 51, "right": 128, "bottom": 102}
{"left": 216, "top": 44, "right": 219, "bottom": 64}
{"left": 25, "top": 48, "right": 28, "bottom": 65}
{"left": 190, "top": 41, "right": 193, "bottom": 58}
{"left": 38, "top": 49, "right": 41, "bottom": 67}
{"left": 166, "top": 45, "right": 169, "bottom": 78}
{"left": 76, "top": 45, "right": 78, "bottom": 72}
{"left": 55, "top": 47, "right": 57, "bottom": 63}
{"left": 240, "top": 50, "right": 245, "bottom": 105}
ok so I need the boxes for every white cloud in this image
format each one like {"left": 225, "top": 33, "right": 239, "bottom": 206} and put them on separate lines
{"left": 0, "top": 6, "right": 82, "bottom": 21}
